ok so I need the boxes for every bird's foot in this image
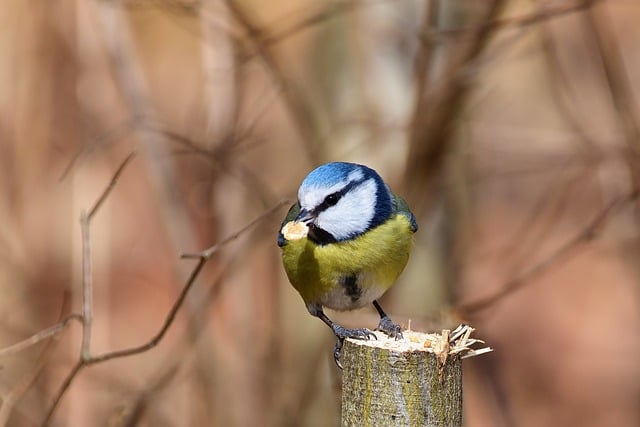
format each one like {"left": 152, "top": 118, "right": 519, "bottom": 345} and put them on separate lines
{"left": 376, "top": 316, "right": 403, "bottom": 339}
{"left": 332, "top": 324, "right": 377, "bottom": 341}
{"left": 331, "top": 325, "right": 377, "bottom": 368}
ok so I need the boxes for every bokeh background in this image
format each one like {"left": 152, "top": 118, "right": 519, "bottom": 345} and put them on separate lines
{"left": 1, "top": 0, "right": 639, "bottom": 425}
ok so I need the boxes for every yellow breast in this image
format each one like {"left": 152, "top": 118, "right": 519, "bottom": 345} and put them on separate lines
{"left": 280, "top": 214, "right": 414, "bottom": 310}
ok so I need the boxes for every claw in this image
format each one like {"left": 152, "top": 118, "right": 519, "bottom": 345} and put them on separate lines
{"left": 332, "top": 325, "right": 376, "bottom": 340}
{"left": 376, "top": 316, "right": 403, "bottom": 340}
{"left": 331, "top": 326, "right": 376, "bottom": 368}
{"left": 312, "top": 309, "right": 378, "bottom": 368}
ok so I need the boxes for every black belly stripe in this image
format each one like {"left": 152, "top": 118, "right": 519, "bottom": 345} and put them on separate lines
{"left": 341, "top": 274, "right": 361, "bottom": 303}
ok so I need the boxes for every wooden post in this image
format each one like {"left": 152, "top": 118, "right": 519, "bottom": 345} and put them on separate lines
{"left": 341, "top": 327, "right": 489, "bottom": 427}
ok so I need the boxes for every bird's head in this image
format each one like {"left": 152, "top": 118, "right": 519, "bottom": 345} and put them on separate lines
{"left": 295, "top": 162, "right": 393, "bottom": 244}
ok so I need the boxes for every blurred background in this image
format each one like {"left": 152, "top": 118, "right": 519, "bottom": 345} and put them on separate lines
{"left": 0, "top": 0, "right": 639, "bottom": 425}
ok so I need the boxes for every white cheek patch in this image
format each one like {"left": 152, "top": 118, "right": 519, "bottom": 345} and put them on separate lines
{"left": 316, "top": 178, "right": 376, "bottom": 240}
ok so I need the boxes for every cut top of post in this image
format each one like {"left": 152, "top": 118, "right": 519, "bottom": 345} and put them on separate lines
{"left": 340, "top": 325, "right": 491, "bottom": 427}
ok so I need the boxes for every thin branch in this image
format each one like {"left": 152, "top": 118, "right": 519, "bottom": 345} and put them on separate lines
{"left": 87, "top": 258, "right": 207, "bottom": 364}
{"left": 113, "top": 262, "right": 230, "bottom": 425}
{"left": 87, "top": 150, "right": 137, "bottom": 219}
{"left": 582, "top": 2, "right": 640, "bottom": 153}
{"left": 490, "top": 162, "right": 596, "bottom": 291}
{"left": 239, "top": 0, "right": 599, "bottom": 65}
{"left": 58, "top": 116, "right": 138, "bottom": 182}
{"left": 405, "top": 0, "right": 507, "bottom": 218}
{"left": 79, "top": 210, "right": 92, "bottom": 361}
{"left": 227, "top": 0, "right": 322, "bottom": 163}
{"left": 181, "top": 198, "right": 291, "bottom": 260}
{"left": 81, "top": 150, "right": 136, "bottom": 360}
{"left": 41, "top": 361, "right": 84, "bottom": 426}
{"left": 41, "top": 197, "right": 289, "bottom": 425}
{"left": 0, "top": 292, "right": 74, "bottom": 424}
{"left": 40, "top": 152, "right": 136, "bottom": 426}
{"left": 423, "top": 0, "right": 600, "bottom": 42}
{"left": 0, "top": 314, "right": 81, "bottom": 358}
{"left": 458, "top": 191, "right": 639, "bottom": 315}
{"left": 262, "top": 1, "right": 356, "bottom": 47}
{"left": 536, "top": 2, "right": 601, "bottom": 152}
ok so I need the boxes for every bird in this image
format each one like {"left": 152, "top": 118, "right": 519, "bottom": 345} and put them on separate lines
{"left": 277, "top": 162, "right": 418, "bottom": 365}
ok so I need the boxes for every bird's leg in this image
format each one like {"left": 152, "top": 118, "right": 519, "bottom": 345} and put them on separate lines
{"left": 309, "top": 305, "right": 376, "bottom": 367}
{"left": 373, "top": 300, "right": 403, "bottom": 339}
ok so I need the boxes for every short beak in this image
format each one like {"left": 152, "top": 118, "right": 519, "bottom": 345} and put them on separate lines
{"left": 295, "top": 208, "right": 314, "bottom": 224}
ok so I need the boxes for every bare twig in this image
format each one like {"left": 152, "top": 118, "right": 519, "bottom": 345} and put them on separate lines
{"left": 145, "top": 124, "right": 277, "bottom": 206}
{"left": 41, "top": 195, "right": 289, "bottom": 425}
{"left": 41, "top": 152, "right": 136, "bottom": 425}
{"left": 87, "top": 150, "right": 137, "bottom": 220}
{"left": 181, "top": 198, "right": 291, "bottom": 260}
{"left": 85, "top": 258, "right": 208, "bottom": 365}
{"left": 491, "top": 162, "right": 597, "bottom": 292}
{"left": 458, "top": 191, "right": 638, "bottom": 315}
{"left": 227, "top": 0, "right": 322, "bottom": 163}
{"left": 582, "top": 3, "right": 640, "bottom": 153}
{"left": 58, "top": 117, "right": 138, "bottom": 182}
{"left": 404, "top": 0, "right": 508, "bottom": 215}
{"left": 424, "top": 0, "right": 600, "bottom": 42}
{"left": 111, "top": 262, "right": 230, "bottom": 425}
{"left": 0, "top": 291, "right": 76, "bottom": 425}
{"left": 79, "top": 211, "right": 92, "bottom": 361}
{"left": 0, "top": 314, "right": 81, "bottom": 358}
{"left": 262, "top": 1, "right": 356, "bottom": 47}
{"left": 240, "top": 0, "right": 599, "bottom": 64}
{"left": 580, "top": 2, "right": 640, "bottom": 203}
{"left": 537, "top": 2, "right": 601, "bottom": 152}
{"left": 42, "top": 361, "right": 84, "bottom": 425}
{"left": 82, "top": 151, "right": 136, "bottom": 360}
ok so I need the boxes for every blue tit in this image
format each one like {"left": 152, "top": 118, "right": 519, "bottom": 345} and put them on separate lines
{"left": 278, "top": 162, "right": 418, "bottom": 364}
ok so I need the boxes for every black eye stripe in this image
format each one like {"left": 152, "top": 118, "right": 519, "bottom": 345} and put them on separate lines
{"left": 315, "top": 192, "right": 341, "bottom": 212}
{"left": 313, "top": 178, "right": 365, "bottom": 214}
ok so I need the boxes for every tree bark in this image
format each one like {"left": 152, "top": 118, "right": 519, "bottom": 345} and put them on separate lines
{"left": 341, "top": 330, "right": 463, "bottom": 427}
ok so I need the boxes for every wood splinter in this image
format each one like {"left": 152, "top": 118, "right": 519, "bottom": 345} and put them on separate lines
{"left": 341, "top": 324, "right": 491, "bottom": 427}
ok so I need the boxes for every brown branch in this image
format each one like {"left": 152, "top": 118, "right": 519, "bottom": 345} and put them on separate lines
{"left": 82, "top": 150, "right": 136, "bottom": 361}
{"left": 582, "top": 3, "right": 640, "bottom": 153}
{"left": 79, "top": 210, "right": 92, "bottom": 361}
{"left": 227, "top": 0, "right": 322, "bottom": 163}
{"left": 458, "top": 191, "right": 638, "bottom": 315}
{"left": 425, "top": 0, "right": 600, "bottom": 41}
{"left": 111, "top": 262, "right": 230, "bottom": 425}
{"left": 579, "top": 2, "right": 640, "bottom": 197}
{"left": 42, "top": 361, "right": 84, "bottom": 426}
{"left": 85, "top": 258, "right": 208, "bottom": 365}
{"left": 537, "top": 2, "right": 601, "bottom": 152}
{"left": 404, "top": 0, "right": 508, "bottom": 215}
{"left": 263, "top": 1, "right": 356, "bottom": 46}
{"left": 41, "top": 196, "right": 289, "bottom": 425}
{"left": 0, "top": 291, "right": 77, "bottom": 425}
{"left": 40, "top": 152, "right": 136, "bottom": 426}
{"left": 0, "top": 314, "right": 81, "bottom": 358}
{"left": 490, "top": 162, "right": 597, "bottom": 293}
{"left": 58, "top": 117, "right": 138, "bottom": 182}
{"left": 181, "top": 198, "right": 291, "bottom": 260}
{"left": 87, "top": 150, "right": 137, "bottom": 219}
{"left": 243, "top": 0, "right": 599, "bottom": 63}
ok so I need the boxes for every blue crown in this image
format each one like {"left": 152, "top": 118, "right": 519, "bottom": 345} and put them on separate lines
{"left": 301, "top": 162, "right": 366, "bottom": 189}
